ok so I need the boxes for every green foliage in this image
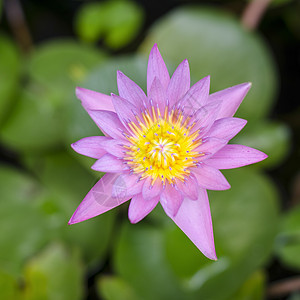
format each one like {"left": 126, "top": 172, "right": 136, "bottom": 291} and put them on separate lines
{"left": 139, "top": 7, "right": 278, "bottom": 121}
{"left": 0, "top": 2, "right": 294, "bottom": 300}
{"left": 0, "top": 34, "right": 21, "bottom": 125}
{"left": 65, "top": 55, "right": 147, "bottom": 146}
{"left": 0, "top": 40, "right": 107, "bottom": 152}
{"left": 22, "top": 244, "right": 84, "bottom": 300}
{"left": 97, "top": 276, "right": 140, "bottom": 300}
{"left": 76, "top": 0, "right": 144, "bottom": 49}
{"left": 113, "top": 169, "right": 278, "bottom": 300}
{"left": 232, "top": 121, "right": 291, "bottom": 168}
{"left": 275, "top": 205, "right": 300, "bottom": 270}
{"left": 230, "top": 271, "right": 265, "bottom": 300}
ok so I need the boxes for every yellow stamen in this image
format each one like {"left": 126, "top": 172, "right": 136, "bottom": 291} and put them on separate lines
{"left": 124, "top": 105, "right": 204, "bottom": 184}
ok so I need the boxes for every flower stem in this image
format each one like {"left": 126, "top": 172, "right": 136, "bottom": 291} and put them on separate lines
{"left": 4, "top": 0, "right": 33, "bottom": 53}
{"left": 241, "top": 0, "right": 272, "bottom": 30}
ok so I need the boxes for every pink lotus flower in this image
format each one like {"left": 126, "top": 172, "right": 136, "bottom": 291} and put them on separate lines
{"left": 69, "top": 44, "right": 267, "bottom": 260}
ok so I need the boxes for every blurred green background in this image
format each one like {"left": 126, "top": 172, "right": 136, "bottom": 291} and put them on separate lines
{"left": 0, "top": 0, "right": 299, "bottom": 299}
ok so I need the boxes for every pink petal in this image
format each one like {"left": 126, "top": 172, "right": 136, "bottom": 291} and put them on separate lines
{"left": 180, "top": 76, "right": 210, "bottom": 115}
{"left": 71, "top": 136, "right": 107, "bottom": 159}
{"left": 191, "top": 100, "right": 222, "bottom": 136}
{"left": 147, "top": 44, "right": 170, "bottom": 95}
{"left": 175, "top": 175, "right": 198, "bottom": 201}
{"left": 196, "top": 137, "right": 228, "bottom": 161}
{"left": 117, "top": 71, "right": 147, "bottom": 108}
{"left": 94, "top": 138, "right": 128, "bottom": 158}
{"left": 193, "top": 164, "right": 231, "bottom": 190}
{"left": 148, "top": 77, "right": 167, "bottom": 113}
{"left": 89, "top": 110, "right": 127, "bottom": 140}
{"left": 76, "top": 87, "right": 115, "bottom": 112}
{"left": 205, "top": 144, "right": 268, "bottom": 169}
{"left": 167, "top": 59, "right": 190, "bottom": 107}
{"left": 128, "top": 194, "right": 159, "bottom": 224}
{"left": 209, "top": 82, "right": 251, "bottom": 119}
{"left": 205, "top": 117, "right": 247, "bottom": 140}
{"left": 111, "top": 173, "right": 144, "bottom": 201}
{"left": 142, "top": 177, "right": 162, "bottom": 200}
{"left": 111, "top": 94, "right": 138, "bottom": 127}
{"left": 68, "top": 173, "right": 129, "bottom": 224}
{"left": 169, "top": 189, "right": 217, "bottom": 260}
{"left": 160, "top": 184, "right": 183, "bottom": 217}
{"left": 91, "top": 154, "right": 128, "bottom": 172}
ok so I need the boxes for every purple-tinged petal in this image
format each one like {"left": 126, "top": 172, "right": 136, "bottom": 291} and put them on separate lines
{"left": 169, "top": 189, "right": 217, "bottom": 260}
{"left": 147, "top": 44, "right": 170, "bottom": 95}
{"left": 89, "top": 110, "right": 127, "bottom": 140}
{"left": 175, "top": 175, "right": 198, "bottom": 201}
{"left": 111, "top": 173, "right": 144, "bottom": 200}
{"left": 142, "top": 177, "right": 162, "bottom": 200}
{"left": 117, "top": 71, "right": 147, "bottom": 107}
{"left": 68, "top": 173, "right": 128, "bottom": 224}
{"left": 160, "top": 184, "right": 183, "bottom": 217}
{"left": 191, "top": 100, "right": 222, "bottom": 136}
{"left": 195, "top": 137, "right": 228, "bottom": 161}
{"left": 205, "top": 144, "right": 268, "bottom": 169}
{"left": 180, "top": 76, "right": 210, "bottom": 115}
{"left": 193, "top": 164, "right": 231, "bottom": 190}
{"left": 76, "top": 87, "right": 115, "bottom": 112}
{"left": 148, "top": 77, "right": 167, "bottom": 113}
{"left": 205, "top": 117, "right": 247, "bottom": 141}
{"left": 71, "top": 136, "right": 107, "bottom": 159}
{"left": 111, "top": 94, "right": 138, "bottom": 128}
{"left": 167, "top": 59, "right": 190, "bottom": 107}
{"left": 128, "top": 194, "right": 159, "bottom": 224}
{"left": 96, "top": 138, "right": 129, "bottom": 158}
{"left": 91, "top": 154, "right": 128, "bottom": 173}
{"left": 209, "top": 82, "right": 251, "bottom": 119}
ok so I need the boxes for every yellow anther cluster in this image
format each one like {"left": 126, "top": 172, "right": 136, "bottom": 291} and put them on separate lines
{"left": 124, "top": 106, "right": 203, "bottom": 185}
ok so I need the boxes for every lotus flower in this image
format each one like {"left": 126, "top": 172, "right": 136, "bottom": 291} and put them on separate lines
{"left": 69, "top": 44, "right": 267, "bottom": 260}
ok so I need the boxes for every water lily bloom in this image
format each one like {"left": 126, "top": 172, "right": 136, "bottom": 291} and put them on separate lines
{"left": 69, "top": 44, "right": 267, "bottom": 260}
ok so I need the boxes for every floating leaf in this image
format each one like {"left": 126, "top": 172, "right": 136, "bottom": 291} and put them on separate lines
{"left": 23, "top": 151, "right": 116, "bottom": 266}
{"left": 0, "top": 270, "right": 20, "bottom": 300}
{"left": 22, "top": 243, "right": 84, "bottom": 300}
{"left": 114, "top": 168, "right": 279, "bottom": 300}
{"left": 65, "top": 55, "right": 147, "bottom": 145}
{"left": 229, "top": 271, "right": 265, "bottom": 300}
{"left": 275, "top": 205, "right": 300, "bottom": 270}
{"left": 97, "top": 276, "right": 140, "bottom": 300}
{"left": 0, "top": 165, "right": 48, "bottom": 275}
{"left": 139, "top": 7, "right": 278, "bottom": 120}
{"left": 1, "top": 41, "right": 107, "bottom": 152}
{"left": 232, "top": 121, "right": 291, "bottom": 169}
{"left": 76, "top": 0, "right": 144, "bottom": 49}
{"left": 0, "top": 34, "right": 21, "bottom": 125}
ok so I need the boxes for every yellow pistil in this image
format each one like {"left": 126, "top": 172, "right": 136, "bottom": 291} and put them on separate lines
{"left": 124, "top": 105, "right": 203, "bottom": 185}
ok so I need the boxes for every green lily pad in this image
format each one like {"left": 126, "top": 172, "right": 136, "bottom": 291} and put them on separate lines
{"left": 229, "top": 270, "right": 265, "bottom": 300}
{"left": 232, "top": 121, "right": 291, "bottom": 169}
{"left": 114, "top": 168, "right": 279, "bottom": 300}
{"left": 1, "top": 41, "right": 107, "bottom": 152}
{"left": 275, "top": 205, "right": 300, "bottom": 270}
{"left": 97, "top": 276, "right": 140, "bottom": 300}
{"left": 0, "top": 34, "right": 21, "bottom": 125}
{"left": 75, "top": 0, "right": 144, "bottom": 49}
{"left": 139, "top": 7, "right": 278, "bottom": 120}
{"left": 65, "top": 55, "right": 147, "bottom": 145}
{"left": 0, "top": 270, "right": 20, "bottom": 300}
{"left": 22, "top": 243, "right": 84, "bottom": 300}
{"left": 0, "top": 165, "right": 49, "bottom": 275}
{"left": 0, "top": 85, "right": 63, "bottom": 152}
{"left": 23, "top": 151, "right": 116, "bottom": 266}
{"left": 27, "top": 40, "right": 107, "bottom": 93}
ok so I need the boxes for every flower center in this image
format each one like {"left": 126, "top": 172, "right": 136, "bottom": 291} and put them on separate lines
{"left": 124, "top": 105, "right": 203, "bottom": 185}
